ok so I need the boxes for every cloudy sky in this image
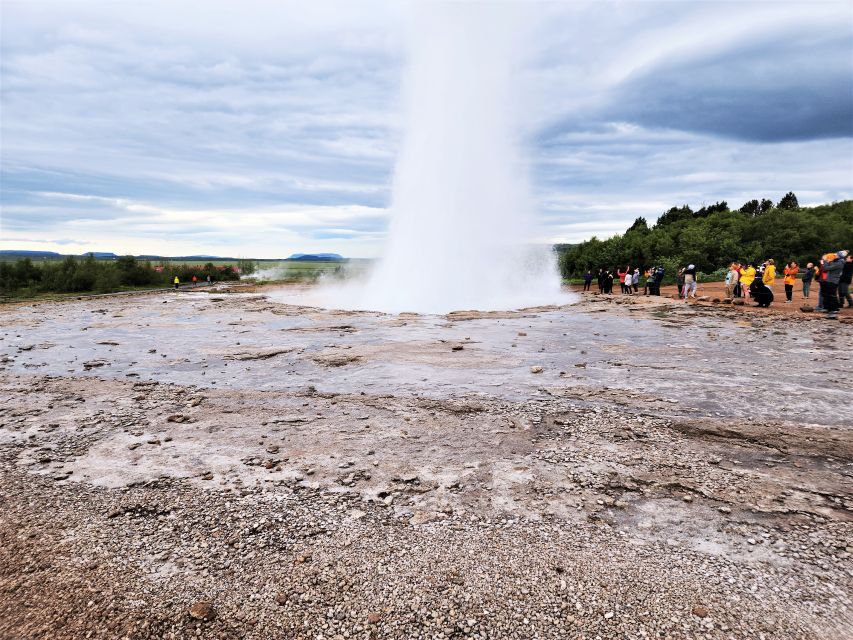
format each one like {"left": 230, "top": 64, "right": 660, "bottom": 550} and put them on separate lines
{"left": 1, "top": 0, "right": 851, "bottom": 258}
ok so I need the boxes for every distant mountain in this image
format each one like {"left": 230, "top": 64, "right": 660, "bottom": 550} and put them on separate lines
{"left": 136, "top": 254, "right": 237, "bottom": 261}
{"left": 287, "top": 253, "right": 345, "bottom": 261}
{"left": 0, "top": 250, "right": 62, "bottom": 258}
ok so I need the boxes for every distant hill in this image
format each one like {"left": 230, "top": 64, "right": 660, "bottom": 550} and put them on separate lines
{"left": 287, "top": 253, "right": 345, "bottom": 261}
{"left": 0, "top": 250, "right": 62, "bottom": 259}
{"left": 1, "top": 250, "right": 348, "bottom": 262}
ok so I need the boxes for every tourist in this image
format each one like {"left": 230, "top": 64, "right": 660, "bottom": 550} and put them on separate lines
{"left": 683, "top": 264, "right": 697, "bottom": 299}
{"left": 750, "top": 277, "right": 774, "bottom": 307}
{"left": 802, "top": 262, "right": 814, "bottom": 299}
{"left": 740, "top": 263, "right": 756, "bottom": 301}
{"left": 763, "top": 259, "right": 776, "bottom": 291}
{"left": 173, "top": 275, "right": 180, "bottom": 290}
{"left": 583, "top": 270, "right": 593, "bottom": 292}
{"left": 617, "top": 266, "right": 629, "bottom": 294}
{"left": 604, "top": 269, "right": 614, "bottom": 294}
{"left": 839, "top": 252, "right": 853, "bottom": 308}
{"left": 725, "top": 263, "right": 737, "bottom": 299}
{"left": 822, "top": 251, "right": 844, "bottom": 319}
{"left": 597, "top": 268, "right": 605, "bottom": 294}
{"left": 632, "top": 268, "right": 640, "bottom": 293}
{"left": 676, "top": 267, "right": 685, "bottom": 298}
{"left": 192, "top": 274, "right": 198, "bottom": 286}
{"left": 815, "top": 259, "right": 826, "bottom": 311}
{"left": 783, "top": 261, "right": 797, "bottom": 303}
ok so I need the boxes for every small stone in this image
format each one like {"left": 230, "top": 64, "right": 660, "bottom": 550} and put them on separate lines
{"left": 718, "top": 506, "right": 731, "bottom": 514}
{"left": 692, "top": 605, "right": 709, "bottom": 618}
{"left": 801, "top": 304, "right": 814, "bottom": 313}
{"left": 275, "top": 592, "right": 288, "bottom": 605}
{"left": 530, "top": 366, "right": 543, "bottom": 374}
{"left": 189, "top": 601, "right": 215, "bottom": 621}
{"left": 451, "top": 344, "right": 464, "bottom": 351}
{"left": 732, "top": 299, "right": 745, "bottom": 306}
{"left": 367, "top": 611, "right": 382, "bottom": 624}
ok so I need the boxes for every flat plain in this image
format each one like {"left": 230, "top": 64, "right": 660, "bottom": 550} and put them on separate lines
{"left": 1, "top": 286, "right": 851, "bottom": 639}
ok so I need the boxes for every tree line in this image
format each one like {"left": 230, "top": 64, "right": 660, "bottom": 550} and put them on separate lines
{"left": 558, "top": 194, "right": 853, "bottom": 282}
{"left": 0, "top": 255, "right": 240, "bottom": 298}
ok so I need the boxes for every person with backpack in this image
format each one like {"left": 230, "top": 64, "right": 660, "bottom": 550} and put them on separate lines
{"left": 822, "top": 251, "right": 845, "bottom": 319}
{"left": 682, "top": 264, "right": 697, "bottom": 299}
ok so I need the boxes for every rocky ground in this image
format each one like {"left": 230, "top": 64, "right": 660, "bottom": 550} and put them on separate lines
{"left": 1, "top": 287, "right": 851, "bottom": 639}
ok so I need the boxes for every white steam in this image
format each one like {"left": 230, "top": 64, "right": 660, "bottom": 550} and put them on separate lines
{"left": 272, "top": 3, "right": 568, "bottom": 314}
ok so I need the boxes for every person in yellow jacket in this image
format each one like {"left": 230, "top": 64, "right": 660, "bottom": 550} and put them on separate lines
{"left": 762, "top": 259, "right": 776, "bottom": 286}
{"left": 173, "top": 276, "right": 180, "bottom": 290}
{"left": 783, "top": 261, "right": 798, "bottom": 303}
{"left": 740, "top": 263, "right": 756, "bottom": 299}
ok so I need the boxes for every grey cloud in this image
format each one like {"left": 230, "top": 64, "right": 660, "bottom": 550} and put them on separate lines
{"left": 599, "top": 32, "right": 853, "bottom": 142}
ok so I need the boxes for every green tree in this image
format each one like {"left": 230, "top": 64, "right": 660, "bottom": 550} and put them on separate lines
{"left": 777, "top": 192, "right": 799, "bottom": 210}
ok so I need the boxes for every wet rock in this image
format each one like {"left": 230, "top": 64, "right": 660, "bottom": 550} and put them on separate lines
{"left": 530, "top": 366, "right": 543, "bottom": 374}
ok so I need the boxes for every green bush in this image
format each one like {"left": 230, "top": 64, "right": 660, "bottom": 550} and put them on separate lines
{"left": 0, "top": 255, "right": 240, "bottom": 298}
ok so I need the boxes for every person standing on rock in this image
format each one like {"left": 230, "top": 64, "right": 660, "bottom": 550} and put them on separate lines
{"left": 725, "top": 263, "right": 737, "bottom": 299}
{"left": 815, "top": 259, "right": 826, "bottom": 310}
{"left": 839, "top": 251, "right": 852, "bottom": 308}
{"left": 783, "top": 262, "right": 797, "bottom": 303}
{"left": 583, "top": 270, "right": 593, "bottom": 292}
{"left": 632, "top": 268, "right": 640, "bottom": 293}
{"left": 617, "top": 266, "right": 628, "bottom": 294}
{"left": 173, "top": 275, "right": 180, "bottom": 290}
{"left": 740, "top": 263, "right": 756, "bottom": 301}
{"left": 822, "top": 252, "right": 844, "bottom": 319}
{"left": 763, "top": 259, "right": 777, "bottom": 291}
{"left": 604, "top": 269, "right": 614, "bottom": 294}
{"left": 802, "top": 262, "right": 815, "bottom": 300}
{"left": 682, "top": 264, "right": 697, "bottom": 299}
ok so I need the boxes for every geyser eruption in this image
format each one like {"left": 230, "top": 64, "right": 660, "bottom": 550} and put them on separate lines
{"left": 361, "top": 3, "right": 563, "bottom": 314}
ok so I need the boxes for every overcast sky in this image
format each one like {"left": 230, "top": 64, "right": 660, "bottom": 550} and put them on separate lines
{"left": 2, "top": 0, "right": 851, "bottom": 258}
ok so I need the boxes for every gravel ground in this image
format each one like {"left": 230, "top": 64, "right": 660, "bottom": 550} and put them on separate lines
{"left": 1, "top": 288, "right": 851, "bottom": 639}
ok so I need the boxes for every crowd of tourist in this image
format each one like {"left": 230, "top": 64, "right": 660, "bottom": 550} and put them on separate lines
{"left": 581, "top": 250, "right": 852, "bottom": 319}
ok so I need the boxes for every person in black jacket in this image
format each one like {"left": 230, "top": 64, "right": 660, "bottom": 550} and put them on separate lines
{"left": 839, "top": 252, "right": 853, "bottom": 308}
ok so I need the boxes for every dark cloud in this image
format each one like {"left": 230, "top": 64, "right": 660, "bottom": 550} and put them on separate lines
{"left": 602, "top": 33, "right": 853, "bottom": 142}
